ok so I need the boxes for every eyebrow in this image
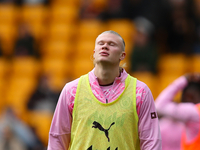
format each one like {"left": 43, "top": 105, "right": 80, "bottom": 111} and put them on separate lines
{"left": 97, "top": 40, "right": 118, "bottom": 45}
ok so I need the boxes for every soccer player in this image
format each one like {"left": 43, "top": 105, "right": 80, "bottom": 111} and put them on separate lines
{"left": 47, "top": 30, "right": 162, "bottom": 150}
{"left": 156, "top": 73, "right": 200, "bottom": 150}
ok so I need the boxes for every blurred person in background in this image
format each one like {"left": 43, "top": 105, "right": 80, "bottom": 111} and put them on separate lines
{"left": 156, "top": 73, "right": 200, "bottom": 150}
{"left": 130, "top": 17, "right": 159, "bottom": 74}
{"left": 0, "top": 37, "right": 3, "bottom": 57}
{"left": 12, "top": 0, "right": 49, "bottom": 5}
{"left": 79, "top": 0, "right": 106, "bottom": 19}
{"left": 27, "top": 74, "right": 59, "bottom": 114}
{"left": 79, "top": 0, "right": 133, "bottom": 20}
{"left": 190, "top": 0, "right": 200, "bottom": 54}
{"left": 97, "top": 0, "right": 162, "bottom": 23}
{"left": 47, "top": 30, "right": 161, "bottom": 150}
{"left": 163, "top": 0, "right": 195, "bottom": 54}
{"left": 22, "top": 0, "right": 49, "bottom": 5}
{"left": 0, "top": 0, "right": 15, "bottom": 3}
{"left": 79, "top": 0, "right": 161, "bottom": 21}
{"left": 0, "top": 126, "right": 27, "bottom": 150}
{"left": 13, "top": 23, "right": 39, "bottom": 58}
{"left": 98, "top": 0, "right": 133, "bottom": 20}
{"left": 0, "top": 108, "right": 45, "bottom": 150}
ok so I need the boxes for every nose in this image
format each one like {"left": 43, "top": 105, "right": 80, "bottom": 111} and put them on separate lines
{"left": 102, "top": 43, "right": 108, "bottom": 50}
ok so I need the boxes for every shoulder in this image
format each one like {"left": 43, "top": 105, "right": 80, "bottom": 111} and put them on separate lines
{"left": 61, "top": 72, "right": 93, "bottom": 98}
{"left": 63, "top": 78, "right": 80, "bottom": 91}
{"left": 135, "top": 78, "right": 154, "bottom": 113}
{"left": 128, "top": 75, "right": 152, "bottom": 100}
{"left": 57, "top": 78, "right": 80, "bottom": 112}
{"left": 60, "top": 78, "right": 80, "bottom": 98}
{"left": 136, "top": 79, "right": 152, "bottom": 96}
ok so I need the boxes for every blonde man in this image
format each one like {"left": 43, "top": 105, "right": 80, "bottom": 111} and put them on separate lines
{"left": 47, "top": 30, "right": 162, "bottom": 150}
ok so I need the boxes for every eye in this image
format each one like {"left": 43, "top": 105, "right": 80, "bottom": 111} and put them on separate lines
{"left": 98, "top": 41, "right": 104, "bottom": 45}
{"left": 109, "top": 42, "right": 115, "bottom": 46}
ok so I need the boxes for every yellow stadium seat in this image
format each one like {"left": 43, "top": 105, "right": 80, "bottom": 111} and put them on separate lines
{"left": 0, "top": 24, "right": 17, "bottom": 55}
{"left": 49, "top": 5, "right": 79, "bottom": 24}
{"left": 0, "top": 78, "right": 6, "bottom": 112}
{"left": 17, "top": 4, "right": 47, "bottom": 41}
{"left": 5, "top": 77, "right": 37, "bottom": 116}
{"left": 42, "top": 58, "right": 68, "bottom": 75}
{"left": 41, "top": 40, "right": 73, "bottom": 60}
{"left": 191, "top": 54, "right": 200, "bottom": 72}
{"left": 20, "top": 5, "right": 48, "bottom": 25}
{"left": 49, "top": 75, "right": 68, "bottom": 92}
{"left": 0, "top": 58, "right": 10, "bottom": 78}
{"left": 78, "top": 19, "right": 107, "bottom": 41}
{"left": 0, "top": 58, "right": 10, "bottom": 111}
{"left": 0, "top": 4, "right": 19, "bottom": 24}
{"left": 107, "top": 19, "right": 136, "bottom": 42}
{"left": 158, "top": 53, "right": 188, "bottom": 76}
{"left": 76, "top": 39, "right": 94, "bottom": 58}
{"left": 41, "top": 58, "right": 72, "bottom": 91}
{"left": 72, "top": 58, "right": 94, "bottom": 79}
{"left": 28, "top": 23, "right": 47, "bottom": 42}
{"left": 46, "top": 23, "right": 76, "bottom": 42}
{"left": 11, "top": 57, "right": 41, "bottom": 78}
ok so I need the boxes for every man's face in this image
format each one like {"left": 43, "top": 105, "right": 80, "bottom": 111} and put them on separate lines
{"left": 93, "top": 33, "right": 126, "bottom": 65}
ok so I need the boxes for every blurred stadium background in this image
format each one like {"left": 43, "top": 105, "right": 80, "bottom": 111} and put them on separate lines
{"left": 0, "top": 0, "right": 199, "bottom": 149}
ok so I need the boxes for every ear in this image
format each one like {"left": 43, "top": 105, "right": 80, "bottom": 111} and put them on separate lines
{"left": 93, "top": 50, "right": 95, "bottom": 58}
{"left": 120, "top": 52, "right": 126, "bottom": 61}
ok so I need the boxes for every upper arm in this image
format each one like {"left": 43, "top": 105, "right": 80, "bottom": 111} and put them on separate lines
{"left": 158, "top": 102, "right": 199, "bottom": 122}
{"left": 48, "top": 80, "right": 78, "bottom": 150}
{"left": 137, "top": 84, "right": 162, "bottom": 150}
{"left": 50, "top": 87, "right": 72, "bottom": 134}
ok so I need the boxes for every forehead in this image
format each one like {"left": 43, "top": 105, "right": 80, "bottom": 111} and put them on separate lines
{"left": 96, "top": 33, "right": 122, "bottom": 43}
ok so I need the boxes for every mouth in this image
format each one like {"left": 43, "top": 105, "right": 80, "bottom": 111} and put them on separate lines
{"left": 100, "top": 51, "right": 109, "bottom": 56}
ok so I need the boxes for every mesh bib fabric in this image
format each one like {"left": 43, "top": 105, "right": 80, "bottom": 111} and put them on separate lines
{"left": 69, "top": 74, "right": 140, "bottom": 150}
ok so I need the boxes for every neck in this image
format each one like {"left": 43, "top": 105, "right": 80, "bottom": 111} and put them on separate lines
{"left": 94, "top": 64, "right": 120, "bottom": 86}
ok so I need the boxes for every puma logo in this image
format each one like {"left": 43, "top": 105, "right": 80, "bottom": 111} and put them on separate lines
{"left": 87, "top": 145, "right": 118, "bottom": 150}
{"left": 92, "top": 121, "right": 115, "bottom": 142}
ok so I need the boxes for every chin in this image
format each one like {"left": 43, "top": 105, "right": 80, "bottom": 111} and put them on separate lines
{"left": 96, "top": 58, "right": 110, "bottom": 63}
